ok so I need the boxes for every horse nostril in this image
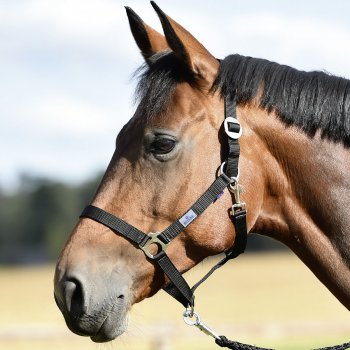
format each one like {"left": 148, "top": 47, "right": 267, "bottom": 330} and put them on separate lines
{"left": 63, "top": 278, "right": 86, "bottom": 315}
{"left": 117, "top": 294, "right": 125, "bottom": 300}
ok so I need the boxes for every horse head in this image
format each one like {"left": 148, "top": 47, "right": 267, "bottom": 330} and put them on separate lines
{"left": 54, "top": 2, "right": 350, "bottom": 344}
{"left": 54, "top": 3, "right": 262, "bottom": 341}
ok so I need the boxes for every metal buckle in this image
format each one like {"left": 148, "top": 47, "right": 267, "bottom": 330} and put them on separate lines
{"left": 224, "top": 117, "right": 242, "bottom": 139}
{"left": 231, "top": 202, "right": 246, "bottom": 214}
{"left": 140, "top": 232, "right": 169, "bottom": 259}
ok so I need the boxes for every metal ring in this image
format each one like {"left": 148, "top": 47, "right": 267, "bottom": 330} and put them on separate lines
{"left": 139, "top": 232, "right": 169, "bottom": 259}
{"left": 219, "top": 161, "right": 240, "bottom": 181}
{"left": 183, "top": 311, "right": 200, "bottom": 326}
{"left": 219, "top": 162, "right": 226, "bottom": 176}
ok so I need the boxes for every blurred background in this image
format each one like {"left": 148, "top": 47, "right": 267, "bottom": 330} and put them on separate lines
{"left": 1, "top": 1, "right": 350, "bottom": 349}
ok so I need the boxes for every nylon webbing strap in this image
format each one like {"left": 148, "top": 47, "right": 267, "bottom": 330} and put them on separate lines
{"left": 226, "top": 210, "right": 247, "bottom": 259}
{"left": 156, "top": 252, "right": 194, "bottom": 307}
{"left": 80, "top": 205, "right": 149, "bottom": 247}
{"left": 225, "top": 95, "right": 240, "bottom": 179}
{"left": 160, "top": 174, "right": 232, "bottom": 244}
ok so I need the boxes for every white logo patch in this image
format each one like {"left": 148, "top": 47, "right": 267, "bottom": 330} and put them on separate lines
{"left": 179, "top": 209, "right": 197, "bottom": 227}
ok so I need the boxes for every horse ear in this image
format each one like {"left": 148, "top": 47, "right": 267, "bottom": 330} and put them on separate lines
{"left": 150, "top": 1, "right": 219, "bottom": 87}
{"left": 125, "top": 6, "right": 169, "bottom": 62}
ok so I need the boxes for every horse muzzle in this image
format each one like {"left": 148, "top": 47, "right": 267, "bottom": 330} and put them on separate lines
{"left": 54, "top": 266, "right": 130, "bottom": 342}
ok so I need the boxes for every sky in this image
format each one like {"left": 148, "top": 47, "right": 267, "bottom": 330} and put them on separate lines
{"left": 1, "top": 0, "right": 350, "bottom": 191}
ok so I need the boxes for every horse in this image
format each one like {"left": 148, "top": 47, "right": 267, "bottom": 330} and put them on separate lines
{"left": 54, "top": 2, "right": 350, "bottom": 343}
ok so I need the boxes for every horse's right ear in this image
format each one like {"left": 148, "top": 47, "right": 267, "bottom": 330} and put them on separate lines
{"left": 125, "top": 7, "right": 168, "bottom": 62}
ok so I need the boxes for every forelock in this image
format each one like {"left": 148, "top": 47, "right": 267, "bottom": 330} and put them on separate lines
{"left": 134, "top": 51, "right": 196, "bottom": 120}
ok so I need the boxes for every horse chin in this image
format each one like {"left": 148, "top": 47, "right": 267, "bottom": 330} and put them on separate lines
{"left": 90, "top": 312, "right": 128, "bottom": 343}
{"left": 59, "top": 294, "right": 130, "bottom": 343}
{"left": 89, "top": 299, "right": 129, "bottom": 343}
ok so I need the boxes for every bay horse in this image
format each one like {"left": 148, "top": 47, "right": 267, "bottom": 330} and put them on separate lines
{"left": 54, "top": 2, "right": 350, "bottom": 343}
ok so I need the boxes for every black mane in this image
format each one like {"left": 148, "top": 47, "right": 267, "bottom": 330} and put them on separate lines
{"left": 215, "top": 54, "right": 350, "bottom": 146}
{"left": 135, "top": 52, "right": 350, "bottom": 146}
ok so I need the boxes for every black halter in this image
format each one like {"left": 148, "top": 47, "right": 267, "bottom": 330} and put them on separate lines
{"left": 80, "top": 93, "right": 247, "bottom": 310}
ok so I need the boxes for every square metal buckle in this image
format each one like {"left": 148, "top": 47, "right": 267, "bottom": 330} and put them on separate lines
{"left": 230, "top": 203, "right": 246, "bottom": 215}
{"left": 224, "top": 117, "right": 242, "bottom": 139}
{"left": 140, "top": 232, "right": 169, "bottom": 259}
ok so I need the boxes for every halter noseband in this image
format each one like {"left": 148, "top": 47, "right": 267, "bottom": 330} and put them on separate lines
{"left": 80, "top": 93, "right": 247, "bottom": 314}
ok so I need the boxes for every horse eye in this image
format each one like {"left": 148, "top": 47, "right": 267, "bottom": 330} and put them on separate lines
{"left": 151, "top": 137, "right": 176, "bottom": 155}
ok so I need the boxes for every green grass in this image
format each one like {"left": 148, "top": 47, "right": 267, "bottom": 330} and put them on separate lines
{"left": 1, "top": 253, "right": 349, "bottom": 350}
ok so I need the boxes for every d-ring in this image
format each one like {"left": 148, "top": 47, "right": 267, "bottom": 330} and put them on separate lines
{"left": 219, "top": 161, "right": 239, "bottom": 181}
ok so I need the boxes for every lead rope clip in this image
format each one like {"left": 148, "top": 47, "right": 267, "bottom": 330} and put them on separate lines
{"left": 229, "top": 180, "right": 246, "bottom": 214}
{"left": 183, "top": 309, "right": 220, "bottom": 340}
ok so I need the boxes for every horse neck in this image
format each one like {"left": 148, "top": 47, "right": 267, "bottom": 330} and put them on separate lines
{"left": 240, "top": 104, "right": 350, "bottom": 309}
